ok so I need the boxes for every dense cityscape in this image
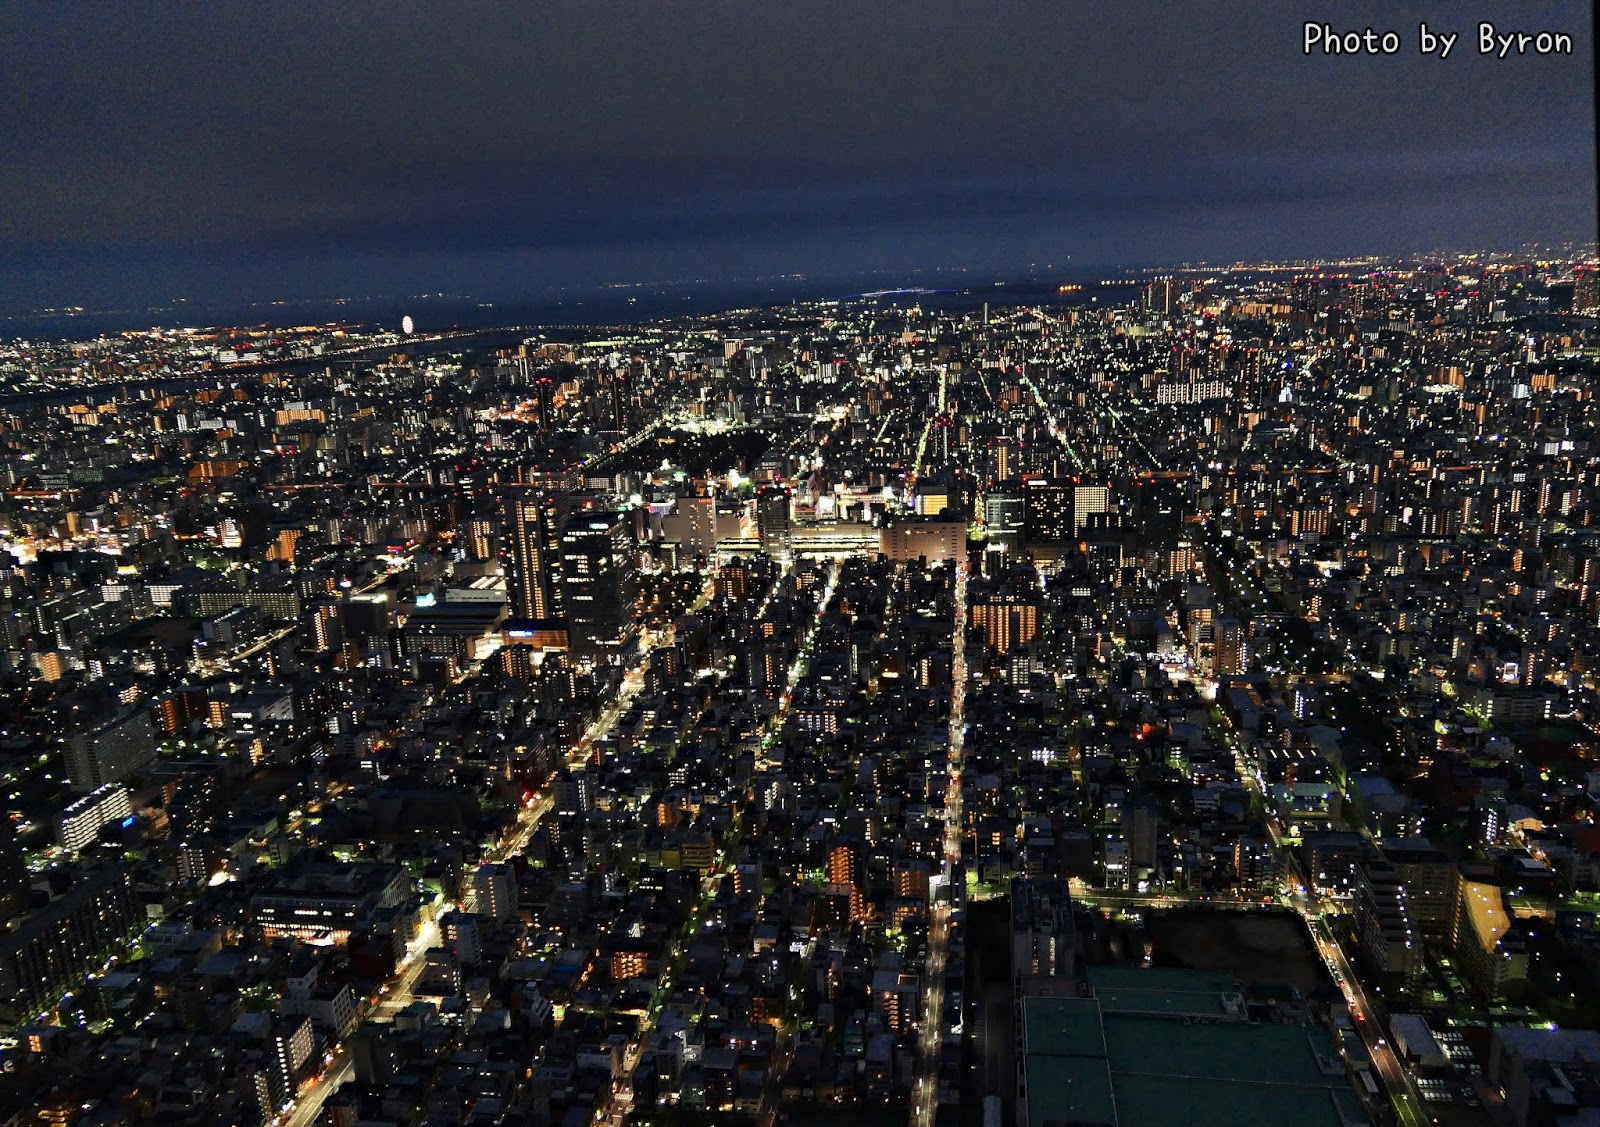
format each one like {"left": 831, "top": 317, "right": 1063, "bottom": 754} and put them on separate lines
{"left": 0, "top": 250, "right": 1589, "bottom": 1127}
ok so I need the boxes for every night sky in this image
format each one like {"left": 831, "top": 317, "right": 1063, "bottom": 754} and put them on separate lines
{"left": 1, "top": 0, "right": 1593, "bottom": 321}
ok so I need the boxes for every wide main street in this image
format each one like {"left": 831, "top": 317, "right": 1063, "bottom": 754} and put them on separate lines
{"left": 913, "top": 560, "right": 968, "bottom": 1127}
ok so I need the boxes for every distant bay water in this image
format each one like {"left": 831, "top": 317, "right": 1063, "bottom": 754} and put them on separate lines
{"left": 0, "top": 273, "right": 1142, "bottom": 342}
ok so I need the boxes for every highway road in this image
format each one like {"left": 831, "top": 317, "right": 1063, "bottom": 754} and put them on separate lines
{"left": 1018, "top": 368, "right": 1086, "bottom": 472}
{"left": 1303, "top": 904, "right": 1427, "bottom": 1127}
{"left": 1073, "top": 887, "right": 1262, "bottom": 910}
{"left": 914, "top": 560, "right": 968, "bottom": 1127}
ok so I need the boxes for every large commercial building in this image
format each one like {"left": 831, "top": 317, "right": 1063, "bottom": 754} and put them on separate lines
{"left": 1072, "top": 483, "right": 1112, "bottom": 535}
{"left": 879, "top": 518, "right": 964, "bottom": 564}
{"left": 400, "top": 599, "right": 508, "bottom": 666}
{"left": 1490, "top": 1026, "right": 1600, "bottom": 1127}
{"left": 661, "top": 494, "right": 718, "bottom": 562}
{"left": 560, "top": 509, "right": 637, "bottom": 660}
{"left": 756, "top": 487, "right": 792, "bottom": 558}
{"left": 247, "top": 860, "right": 412, "bottom": 943}
{"left": 983, "top": 487, "right": 1025, "bottom": 550}
{"left": 1023, "top": 479, "right": 1072, "bottom": 543}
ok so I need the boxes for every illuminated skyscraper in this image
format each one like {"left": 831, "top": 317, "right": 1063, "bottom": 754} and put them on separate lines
{"left": 1214, "top": 617, "right": 1247, "bottom": 676}
{"left": 560, "top": 509, "right": 637, "bottom": 660}
{"left": 983, "top": 486, "right": 1025, "bottom": 550}
{"left": 1023, "top": 479, "right": 1072, "bottom": 543}
{"left": 968, "top": 593, "right": 1039, "bottom": 655}
{"left": 1143, "top": 275, "right": 1180, "bottom": 315}
{"left": 1072, "top": 483, "right": 1111, "bottom": 535}
{"left": 756, "top": 487, "right": 792, "bottom": 558}
{"left": 463, "top": 517, "right": 498, "bottom": 561}
{"left": 505, "top": 489, "right": 559, "bottom": 620}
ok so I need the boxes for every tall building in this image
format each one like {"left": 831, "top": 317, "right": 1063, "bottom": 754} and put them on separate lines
{"left": 58, "top": 784, "right": 132, "bottom": 853}
{"left": 826, "top": 842, "right": 868, "bottom": 922}
{"left": 473, "top": 863, "right": 518, "bottom": 921}
{"left": 892, "top": 859, "right": 931, "bottom": 900}
{"left": 462, "top": 517, "right": 499, "bottom": 561}
{"left": 271, "top": 1017, "right": 316, "bottom": 1097}
{"left": 872, "top": 968, "right": 921, "bottom": 1034}
{"left": 305, "top": 598, "right": 343, "bottom": 654}
{"left": 1072, "top": 483, "right": 1111, "bottom": 535}
{"left": 983, "top": 487, "right": 1025, "bottom": 549}
{"left": 505, "top": 489, "right": 560, "bottom": 621}
{"left": 1214, "top": 617, "right": 1247, "bottom": 676}
{"left": 608, "top": 370, "right": 630, "bottom": 431}
{"left": 1122, "top": 796, "right": 1159, "bottom": 870}
{"left": 0, "top": 869, "right": 142, "bottom": 1021}
{"left": 352, "top": 1023, "right": 400, "bottom": 1086}
{"left": 663, "top": 494, "right": 717, "bottom": 562}
{"left": 1353, "top": 853, "right": 1419, "bottom": 989}
{"left": 827, "top": 842, "right": 864, "bottom": 889}
{"left": 1380, "top": 839, "right": 1457, "bottom": 941}
{"left": 1022, "top": 479, "right": 1072, "bottom": 543}
{"left": 985, "top": 441, "right": 1017, "bottom": 483}
{"left": 968, "top": 593, "right": 1039, "bottom": 655}
{"left": 715, "top": 559, "right": 751, "bottom": 601}
{"left": 756, "top": 487, "right": 792, "bottom": 558}
{"left": 560, "top": 509, "right": 637, "bottom": 660}
{"left": 1575, "top": 265, "right": 1600, "bottom": 314}
{"left": 64, "top": 708, "right": 155, "bottom": 793}
{"left": 1143, "top": 275, "right": 1180, "bottom": 314}
{"left": 1453, "top": 878, "right": 1528, "bottom": 1002}
{"left": 440, "top": 910, "right": 482, "bottom": 965}
{"left": 552, "top": 769, "right": 594, "bottom": 816}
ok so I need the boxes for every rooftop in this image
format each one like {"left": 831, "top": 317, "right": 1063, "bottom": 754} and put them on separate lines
{"left": 1460, "top": 878, "right": 1512, "bottom": 951}
{"left": 1023, "top": 969, "right": 1365, "bottom": 1127}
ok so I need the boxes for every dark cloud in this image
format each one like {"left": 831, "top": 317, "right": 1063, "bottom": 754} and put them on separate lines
{"left": 0, "top": 0, "right": 1592, "bottom": 316}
